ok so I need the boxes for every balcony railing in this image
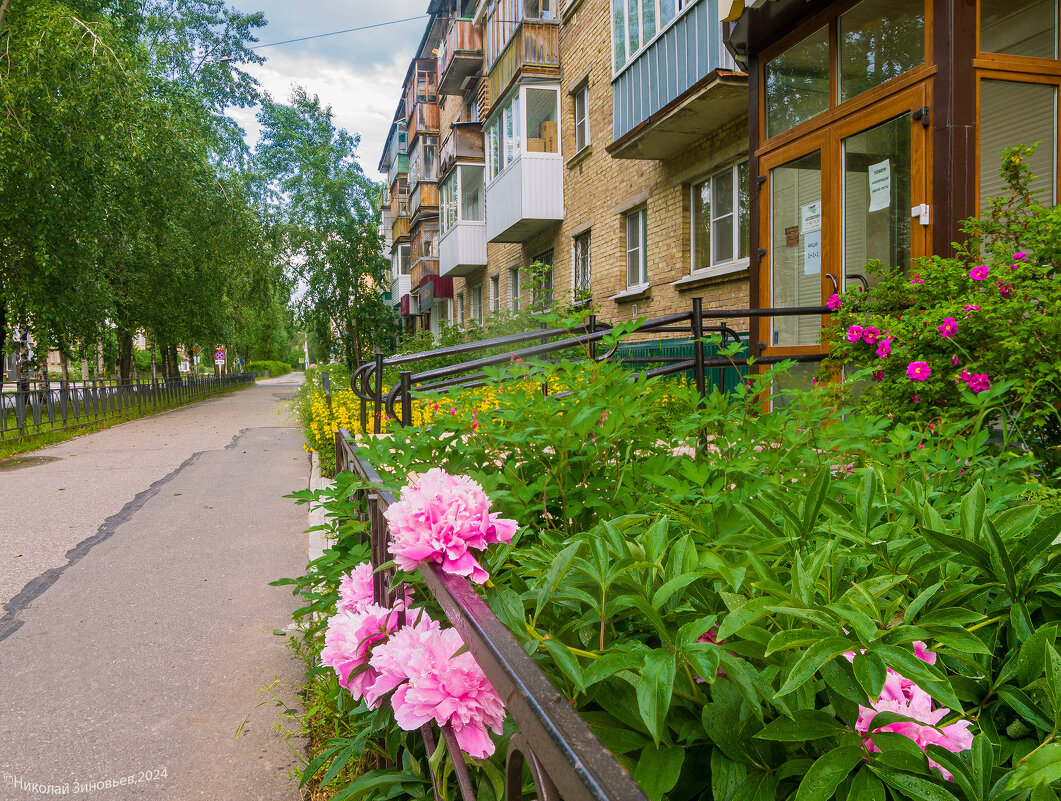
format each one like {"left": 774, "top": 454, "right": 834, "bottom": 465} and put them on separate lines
{"left": 391, "top": 215, "right": 410, "bottom": 242}
{"left": 485, "top": 151, "right": 563, "bottom": 243}
{"left": 439, "top": 220, "right": 488, "bottom": 277}
{"left": 438, "top": 18, "right": 484, "bottom": 95}
{"left": 489, "top": 22, "right": 559, "bottom": 105}
{"left": 410, "top": 258, "right": 440, "bottom": 289}
{"left": 409, "top": 182, "right": 439, "bottom": 218}
{"left": 390, "top": 273, "right": 411, "bottom": 306}
{"left": 407, "top": 102, "right": 440, "bottom": 143}
{"left": 389, "top": 185, "right": 408, "bottom": 221}
{"left": 439, "top": 122, "right": 485, "bottom": 178}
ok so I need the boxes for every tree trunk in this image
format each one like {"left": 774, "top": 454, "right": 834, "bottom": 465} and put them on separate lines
{"left": 150, "top": 341, "right": 157, "bottom": 382}
{"left": 167, "top": 344, "right": 180, "bottom": 379}
{"left": 60, "top": 350, "right": 70, "bottom": 383}
{"left": 81, "top": 350, "right": 89, "bottom": 383}
{"left": 96, "top": 342, "right": 105, "bottom": 380}
{"left": 117, "top": 333, "right": 133, "bottom": 384}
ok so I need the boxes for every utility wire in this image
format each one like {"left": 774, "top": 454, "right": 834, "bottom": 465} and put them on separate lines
{"left": 253, "top": 15, "right": 431, "bottom": 49}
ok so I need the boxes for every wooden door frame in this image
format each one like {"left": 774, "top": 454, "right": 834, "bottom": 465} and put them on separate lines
{"left": 755, "top": 81, "right": 933, "bottom": 362}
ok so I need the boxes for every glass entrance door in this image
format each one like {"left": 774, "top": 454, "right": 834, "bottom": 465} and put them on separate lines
{"left": 756, "top": 84, "right": 930, "bottom": 393}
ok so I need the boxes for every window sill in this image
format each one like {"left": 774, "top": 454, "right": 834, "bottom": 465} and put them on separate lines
{"left": 566, "top": 144, "right": 593, "bottom": 169}
{"left": 610, "top": 283, "right": 651, "bottom": 302}
{"left": 671, "top": 263, "right": 748, "bottom": 290}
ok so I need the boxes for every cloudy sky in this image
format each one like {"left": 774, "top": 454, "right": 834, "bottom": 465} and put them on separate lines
{"left": 226, "top": 1, "right": 431, "bottom": 180}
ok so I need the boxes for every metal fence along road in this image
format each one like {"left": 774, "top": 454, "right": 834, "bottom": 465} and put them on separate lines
{"left": 0, "top": 373, "right": 256, "bottom": 441}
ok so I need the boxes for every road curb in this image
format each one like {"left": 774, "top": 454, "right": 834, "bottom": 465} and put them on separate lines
{"left": 307, "top": 452, "right": 334, "bottom": 563}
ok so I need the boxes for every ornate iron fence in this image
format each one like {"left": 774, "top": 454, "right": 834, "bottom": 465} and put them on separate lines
{"left": 0, "top": 373, "right": 256, "bottom": 441}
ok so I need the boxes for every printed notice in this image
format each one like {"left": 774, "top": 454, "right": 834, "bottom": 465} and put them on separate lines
{"left": 868, "top": 159, "right": 891, "bottom": 212}
{"left": 800, "top": 201, "right": 822, "bottom": 233}
{"left": 803, "top": 230, "right": 822, "bottom": 275}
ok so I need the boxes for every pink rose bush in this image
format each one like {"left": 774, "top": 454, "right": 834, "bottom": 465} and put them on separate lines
{"left": 906, "top": 361, "right": 931, "bottom": 382}
{"left": 385, "top": 468, "right": 519, "bottom": 584}
{"left": 969, "top": 265, "right": 990, "bottom": 281}
{"left": 849, "top": 643, "right": 973, "bottom": 780}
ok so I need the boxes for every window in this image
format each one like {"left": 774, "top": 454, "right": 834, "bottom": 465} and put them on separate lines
{"left": 398, "top": 244, "right": 411, "bottom": 276}
{"left": 440, "top": 166, "right": 484, "bottom": 233}
{"left": 526, "top": 88, "right": 558, "bottom": 153}
{"left": 625, "top": 208, "right": 648, "bottom": 288}
{"left": 508, "top": 266, "right": 521, "bottom": 310}
{"left": 573, "top": 231, "right": 591, "bottom": 296}
{"left": 409, "top": 136, "right": 438, "bottom": 186}
{"left": 980, "top": 80, "right": 1057, "bottom": 205}
{"left": 456, "top": 293, "right": 465, "bottom": 326}
{"left": 486, "top": 92, "right": 522, "bottom": 180}
{"left": 490, "top": 274, "right": 501, "bottom": 312}
{"left": 981, "top": 0, "right": 1057, "bottom": 59}
{"left": 611, "top": 0, "right": 693, "bottom": 72}
{"left": 486, "top": 86, "right": 560, "bottom": 181}
{"left": 471, "top": 284, "right": 484, "bottom": 320}
{"left": 839, "top": 0, "right": 924, "bottom": 103}
{"left": 531, "top": 250, "right": 554, "bottom": 309}
{"left": 440, "top": 171, "right": 458, "bottom": 233}
{"left": 574, "top": 84, "right": 590, "bottom": 152}
{"left": 692, "top": 162, "right": 750, "bottom": 273}
{"left": 765, "top": 27, "right": 830, "bottom": 138}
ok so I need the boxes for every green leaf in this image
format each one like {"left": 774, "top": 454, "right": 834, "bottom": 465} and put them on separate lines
{"left": 652, "top": 572, "right": 702, "bottom": 610}
{"left": 633, "top": 743, "right": 684, "bottom": 801}
{"left": 1012, "top": 512, "right": 1061, "bottom": 571}
{"left": 717, "top": 597, "right": 772, "bottom": 641}
{"left": 542, "top": 639, "right": 585, "bottom": 692}
{"left": 849, "top": 767, "right": 886, "bottom": 801}
{"left": 535, "top": 542, "right": 582, "bottom": 612}
{"left": 996, "top": 687, "right": 1054, "bottom": 732}
{"left": 711, "top": 749, "right": 749, "bottom": 801}
{"left": 1006, "top": 743, "right": 1061, "bottom": 790}
{"left": 853, "top": 651, "right": 887, "bottom": 701}
{"left": 754, "top": 709, "right": 846, "bottom": 741}
{"left": 983, "top": 517, "right": 1018, "bottom": 600}
{"left": 870, "top": 731, "right": 929, "bottom": 774}
{"left": 959, "top": 481, "right": 986, "bottom": 542}
{"left": 582, "top": 650, "right": 648, "bottom": 687}
{"left": 1046, "top": 644, "right": 1061, "bottom": 727}
{"left": 636, "top": 649, "right": 677, "bottom": 746}
{"left": 870, "top": 765, "right": 959, "bottom": 801}
{"left": 859, "top": 469, "right": 879, "bottom": 538}
{"left": 1032, "top": 780, "right": 1060, "bottom": 801}
{"left": 928, "top": 626, "right": 993, "bottom": 657}
{"left": 793, "top": 746, "right": 864, "bottom": 801}
{"left": 777, "top": 636, "right": 855, "bottom": 697}
{"left": 918, "top": 528, "right": 993, "bottom": 573}
{"left": 802, "top": 468, "right": 830, "bottom": 536}
{"left": 765, "top": 629, "right": 832, "bottom": 656}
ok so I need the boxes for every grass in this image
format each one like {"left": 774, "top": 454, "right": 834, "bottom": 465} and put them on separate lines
{"left": 0, "top": 381, "right": 254, "bottom": 461}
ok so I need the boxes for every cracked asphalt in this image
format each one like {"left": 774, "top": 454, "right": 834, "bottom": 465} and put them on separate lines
{"left": 0, "top": 374, "right": 310, "bottom": 799}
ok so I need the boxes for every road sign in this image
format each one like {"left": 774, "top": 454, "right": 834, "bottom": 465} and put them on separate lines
{"left": 191, "top": 344, "right": 202, "bottom": 357}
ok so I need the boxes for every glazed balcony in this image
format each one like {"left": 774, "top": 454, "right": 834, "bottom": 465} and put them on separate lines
{"left": 439, "top": 123, "right": 485, "bottom": 179}
{"left": 388, "top": 153, "right": 409, "bottom": 189}
{"left": 439, "top": 221, "right": 487, "bottom": 277}
{"left": 389, "top": 182, "right": 408, "bottom": 221}
{"left": 410, "top": 258, "right": 440, "bottom": 289}
{"left": 485, "top": 152, "right": 562, "bottom": 242}
{"left": 409, "top": 182, "right": 439, "bottom": 219}
{"left": 608, "top": 0, "right": 746, "bottom": 160}
{"left": 438, "top": 18, "right": 483, "bottom": 95}
{"left": 488, "top": 22, "right": 559, "bottom": 106}
{"left": 407, "top": 102, "right": 440, "bottom": 143}
{"left": 390, "top": 274, "right": 411, "bottom": 307}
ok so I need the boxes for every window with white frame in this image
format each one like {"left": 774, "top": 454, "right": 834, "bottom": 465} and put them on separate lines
{"left": 440, "top": 166, "right": 485, "bottom": 235}
{"left": 573, "top": 231, "right": 591, "bottom": 296}
{"left": 396, "top": 243, "right": 411, "bottom": 276}
{"left": 471, "top": 284, "right": 484, "bottom": 320}
{"left": 625, "top": 208, "right": 648, "bottom": 289}
{"left": 574, "top": 84, "right": 590, "bottom": 152}
{"left": 456, "top": 292, "right": 465, "bottom": 326}
{"left": 490, "top": 274, "right": 501, "bottom": 312}
{"left": 440, "top": 171, "right": 458, "bottom": 234}
{"left": 508, "top": 266, "right": 521, "bottom": 311}
{"left": 691, "top": 161, "right": 750, "bottom": 274}
{"left": 485, "top": 85, "right": 560, "bottom": 182}
{"left": 612, "top": 0, "right": 694, "bottom": 72}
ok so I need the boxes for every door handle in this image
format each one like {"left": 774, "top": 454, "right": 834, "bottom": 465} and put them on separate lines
{"left": 826, "top": 273, "right": 839, "bottom": 293}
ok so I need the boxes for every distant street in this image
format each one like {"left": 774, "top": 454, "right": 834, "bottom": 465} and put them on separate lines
{"left": 0, "top": 374, "right": 309, "bottom": 800}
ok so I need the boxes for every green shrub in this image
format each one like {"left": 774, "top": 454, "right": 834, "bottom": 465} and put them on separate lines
{"left": 244, "top": 359, "right": 291, "bottom": 376}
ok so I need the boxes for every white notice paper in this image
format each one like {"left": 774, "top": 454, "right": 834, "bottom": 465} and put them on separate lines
{"left": 800, "top": 201, "right": 822, "bottom": 233}
{"left": 868, "top": 159, "right": 891, "bottom": 212}
{"left": 803, "top": 230, "right": 822, "bottom": 275}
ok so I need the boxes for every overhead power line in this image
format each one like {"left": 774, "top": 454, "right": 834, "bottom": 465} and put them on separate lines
{"left": 253, "top": 15, "right": 431, "bottom": 50}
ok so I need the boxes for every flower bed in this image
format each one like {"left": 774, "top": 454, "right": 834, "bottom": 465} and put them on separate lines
{"left": 280, "top": 352, "right": 1061, "bottom": 801}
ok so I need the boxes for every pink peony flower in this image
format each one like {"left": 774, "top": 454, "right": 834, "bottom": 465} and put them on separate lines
{"left": 320, "top": 604, "right": 402, "bottom": 703}
{"left": 337, "top": 563, "right": 376, "bottom": 615}
{"left": 847, "top": 324, "right": 864, "bottom": 343}
{"left": 862, "top": 326, "right": 881, "bottom": 344}
{"left": 969, "top": 265, "right": 990, "bottom": 281}
{"left": 364, "top": 610, "right": 441, "bottom": 708}
{"left": 827, "top": 293, "right": 842, "bottom": 311}
{"left": 876, "top": 337, "right": 893, "bottom": 359}
{"left": 906, "top": 361, "right": 931, "bottom": 381}
{"left": 385, "top": 468, "right": 519, "bottom": 584}
{"left": 387, "top": 625, "right": 505, "bottom": 758}
{"left": 937, "top": 318, "right": 957, "bottom": 338}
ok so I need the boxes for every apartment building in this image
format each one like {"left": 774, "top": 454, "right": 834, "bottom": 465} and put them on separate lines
{"left": 381, "top": 0, "right": 752, "bottom": 335}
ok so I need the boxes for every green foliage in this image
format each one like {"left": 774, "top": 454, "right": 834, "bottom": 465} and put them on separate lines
{"left": 244, "top": 360, "right": 291, "bottom": 376}
{"left": 824, "top": 145, "right": 1061, "bottom": 471}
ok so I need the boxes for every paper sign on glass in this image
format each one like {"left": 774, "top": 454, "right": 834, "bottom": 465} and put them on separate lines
{"left": 800, "top": 201, "right": 822, "bottom": 233}
{"left": 803, "top": 230, "right": 822, "bottom": 275}
{"left": 868, "top": 159, "right": 891, "bottom": 212}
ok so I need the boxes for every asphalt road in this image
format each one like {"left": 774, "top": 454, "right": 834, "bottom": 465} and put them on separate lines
{"left": 0, "top": 374, "right": 310, "bottom": 800}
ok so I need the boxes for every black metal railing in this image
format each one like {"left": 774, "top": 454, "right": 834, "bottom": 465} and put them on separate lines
{"left": 334, "top": 431, "right": 649, "bottom": 801}
{"left": 0, "top": 373, "right": 256, "bottom": 441}
{"left": 349, "top": 298, "right": 833, "bottom": 431}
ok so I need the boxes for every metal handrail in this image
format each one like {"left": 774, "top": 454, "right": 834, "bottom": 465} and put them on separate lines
{"left": 333, "top": 430, "right": 649, "bottom": 801}
{"left": 351, "top": 299, "right": 832, "bottom": 430}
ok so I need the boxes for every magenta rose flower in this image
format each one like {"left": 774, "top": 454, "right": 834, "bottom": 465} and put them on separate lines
{"left": 907, "top": 361, "right": 931, "bottom": 381}
{"left": 847, "top": 324, "right": 864, "bottom": 343}
{"left": 969, "top": 265, "right": 989, "bottom": 281}
{"left": 876, "top": 337, "right": 894, "bottom": 359}
{"left": 826, "top": 293, "right": 842, "bottom": 311}
{"left": 862, "top": 326, "right": 880, "bottom": 344}
{"left": 1013, "top": 250, "right": 1028, "bottom": 262}
{"left": 937, "top": 318, "right": 957, "bottom": 338}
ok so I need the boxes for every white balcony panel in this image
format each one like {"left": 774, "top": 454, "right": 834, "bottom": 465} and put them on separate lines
{"left": 390, "top": 274, "right": 411, "bottom": 307}
{"left": 485, "top": 153, "right": 563, "bottom": 243}
{"left": 439, "top": 221, "right": 488, "bottom": 277}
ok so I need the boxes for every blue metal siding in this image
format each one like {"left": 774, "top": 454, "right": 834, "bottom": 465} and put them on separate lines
{"left": 612, "top": 0, "right": 736, "bottom": 141}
